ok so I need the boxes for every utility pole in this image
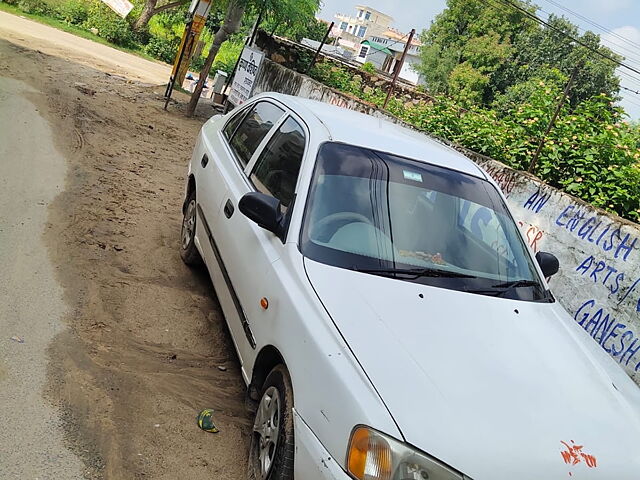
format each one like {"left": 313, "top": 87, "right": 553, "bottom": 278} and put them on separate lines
{"left": 305, "top": 22, "right": 335, "bottom": 74}
{"left": 528, "top": 65, "right": 580, "bottom": 174}
{"left": 383, "top": 28, "right": 415, "bottom": 110}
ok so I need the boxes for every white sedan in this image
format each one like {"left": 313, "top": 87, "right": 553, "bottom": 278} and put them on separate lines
{"left": 181, "top": 92, "right": 640, "bottom": 480}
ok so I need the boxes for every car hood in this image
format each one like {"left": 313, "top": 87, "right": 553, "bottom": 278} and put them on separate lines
{"left": 304, "top": 258, "right": 640, "bottom": 480}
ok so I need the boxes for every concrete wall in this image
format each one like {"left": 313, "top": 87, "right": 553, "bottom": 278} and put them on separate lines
{"left": 251, "top": 59, "right": 640, "bottom": 384}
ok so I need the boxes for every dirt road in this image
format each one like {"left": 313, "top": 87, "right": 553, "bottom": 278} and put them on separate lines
{"left": 0, "top": 10, "right": 170, "bottom": 84}
{"left": 0, "top": 13, "right": 249, "bottom": 480}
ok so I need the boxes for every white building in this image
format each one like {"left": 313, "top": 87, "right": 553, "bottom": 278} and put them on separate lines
{"left": 333, "top": 6, "right": 394, "bottom": 52}
{"left": 333, "top": 6, "right": 424, "bottom": 85}
{"left": 357, "top": 30, "right": 424, "bottom": 85}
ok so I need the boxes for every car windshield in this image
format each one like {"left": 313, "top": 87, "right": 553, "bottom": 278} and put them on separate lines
{"left": 301, "top": 142, "right": 550, "bottom": 302}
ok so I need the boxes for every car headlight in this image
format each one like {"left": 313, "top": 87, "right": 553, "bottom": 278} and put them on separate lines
{"left": 346, "top": 426, "right": 469, "bottom": 480}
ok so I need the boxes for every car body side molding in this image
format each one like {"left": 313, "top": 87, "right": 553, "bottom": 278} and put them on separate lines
{"left": 197, "top": 204, "right": 257, "bottom": 349}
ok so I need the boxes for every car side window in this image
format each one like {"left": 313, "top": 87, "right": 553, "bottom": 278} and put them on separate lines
{"left": 223, "top": 107, "right": 247, "bottom": 141}
{"left": 229, "top": 102, "right": 285, "bottom": 167}
{"left": 250, "top": 117, "right": 306, "bottom": 210}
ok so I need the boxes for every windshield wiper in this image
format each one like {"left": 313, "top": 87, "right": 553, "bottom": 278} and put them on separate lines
{"left": 491, "top": 279, "right": 541, "bottom": 289}
{"left": 354, "top": 266, "right": 477, "bottom": 279}
{"left": 489, "top": 279, "right": 547, "bottom": 299}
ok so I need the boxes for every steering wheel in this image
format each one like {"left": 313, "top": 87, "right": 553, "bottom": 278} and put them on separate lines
{"left": 311, "top": 212, "right": 375, "bottom": 243}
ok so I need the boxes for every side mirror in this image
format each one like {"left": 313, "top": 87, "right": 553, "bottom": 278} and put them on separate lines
{"left": 239, "top": 192, "right": 284, "bottom": 239}
{"left": 536, "top": 251, "right": 559, "bottom": 278}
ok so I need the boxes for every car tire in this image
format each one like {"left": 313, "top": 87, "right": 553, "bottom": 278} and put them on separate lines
{"left": 248, "top": 365, "right": 294, "bottom": 480}
{"left": 180, "top": 190, "right": 203, "bottom": 266}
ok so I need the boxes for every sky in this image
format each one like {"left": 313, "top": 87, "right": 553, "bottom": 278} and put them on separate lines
{"left": 318, "top": 0, "right": 640, "bottom": 120}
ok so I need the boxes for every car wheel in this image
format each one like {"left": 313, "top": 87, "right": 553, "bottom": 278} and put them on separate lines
{"left": 180, "top": 190, "right": 202, "bottom": 266}
{"left": 248, "top": 365, "right": 294, "bottom": 480}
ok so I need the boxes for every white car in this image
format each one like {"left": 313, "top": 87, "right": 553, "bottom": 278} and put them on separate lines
{"left": 181, "top": 93, "right": 640, "bottom": 480}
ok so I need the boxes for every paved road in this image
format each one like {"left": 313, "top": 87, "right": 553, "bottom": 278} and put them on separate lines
{"left": 0, "top": 10, "right": 171, "bottom": 84}
{"left": 0, "top": 77, "right": 86, "bottom": 478}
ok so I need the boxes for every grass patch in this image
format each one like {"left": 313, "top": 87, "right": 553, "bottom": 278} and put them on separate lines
{"left": 0, "top": 2, "right": 163, "bottom": 64}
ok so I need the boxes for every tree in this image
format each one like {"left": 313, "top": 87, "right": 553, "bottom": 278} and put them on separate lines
{"left": 134, "top": 0, "right": 189, "bottom": 31}
{"left": 499, "top": 15, "right": 622, "bottom": 106}
{"left": 258, "top": 0, "right": 322, "bottom": 41}
{"left": 185, "top": 0, "right": 320, "bottom": 115}
{"left": 417, "top": 1, "right": 622, "bottom": 108}
{"left": 416, "top": 0, "right": 536, "bottom": 103}
{"left": 186, "top": 0, "right": 248, "bottom": 116}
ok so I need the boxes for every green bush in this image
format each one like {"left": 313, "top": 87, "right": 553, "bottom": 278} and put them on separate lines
{"left": 211, "top": 40, "right": 243, "bottom": 75}
{"left": 16, "top": 0, "right": 53, "bottom": 15}
{"left": 145, "top": 36, "right": 178, "bottom": 64}
{"left": 55, "top": 0, "right": 89, "bottom": 25}
{"left": 360, "top": 62, "right": 376, "bottom": 74}
{"left": 83, "top": 1, "right": 134, "bottom": 47}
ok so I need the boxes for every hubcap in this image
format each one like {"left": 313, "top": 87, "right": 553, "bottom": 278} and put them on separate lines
{"left": 252, "top": 386, "right": 281, "bottom": 480}
{"left": 181, "top": 199, "right": 196, "bottom": 250}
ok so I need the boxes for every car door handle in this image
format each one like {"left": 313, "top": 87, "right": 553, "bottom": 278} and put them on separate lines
{"left": 224, "top": 199, "right": 234, "bottom": 218}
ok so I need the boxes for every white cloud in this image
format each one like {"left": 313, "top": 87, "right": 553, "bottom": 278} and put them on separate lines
{"left": 584, "top": 0, "right": 632, "bottom": 14}
{"left": 601, "top": 25, "right": 640, "bottom": 52}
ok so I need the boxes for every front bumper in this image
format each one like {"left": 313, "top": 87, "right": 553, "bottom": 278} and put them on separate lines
{"left": 293, "top": 409, "right": 351, "bottom": 480}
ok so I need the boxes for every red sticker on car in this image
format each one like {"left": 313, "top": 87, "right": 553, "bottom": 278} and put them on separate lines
{"left": 560, "top": 440, "right": 597, "bottom": 476}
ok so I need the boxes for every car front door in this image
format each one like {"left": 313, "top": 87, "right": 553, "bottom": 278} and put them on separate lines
{"left": 214, "top": 112, "right": 307, "bottom": 368}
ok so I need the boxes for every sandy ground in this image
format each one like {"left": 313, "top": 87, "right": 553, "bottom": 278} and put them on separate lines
{"left": 0, "top": 12, "right": 250, "bottom": 480}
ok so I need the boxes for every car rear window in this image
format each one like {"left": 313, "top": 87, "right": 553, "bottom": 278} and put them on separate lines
{"left": 228, "top": 102, "right": 284, "bottom": 167}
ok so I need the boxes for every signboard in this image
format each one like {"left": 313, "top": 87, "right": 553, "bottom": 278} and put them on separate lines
{"left": 228, "top": 47, "right": 265, "bottom": 106}
{"left": 189, "top": 0, "right": 212, "bottom": 16}
{"left": 100, "top": 0, "right": 134, "bottom": 18}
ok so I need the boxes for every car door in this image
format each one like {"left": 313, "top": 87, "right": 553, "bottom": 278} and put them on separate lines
{"left": 203, "top": 101, "right": 286, "bottom": 362}
{"left": 196, "top": 104, "right": 251, "bottom": 270}
{"left": 214, "top": 112, "right": 308, "bottom": 366}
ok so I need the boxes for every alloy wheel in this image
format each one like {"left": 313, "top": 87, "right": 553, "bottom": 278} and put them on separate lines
{"left": 181, "top": 199, "right": 196, "bottom": 250}
{"left": 252, "top": 386, "right": 281, "bottom": 480}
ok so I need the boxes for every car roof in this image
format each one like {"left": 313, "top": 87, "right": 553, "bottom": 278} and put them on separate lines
{"left": 259, "top": 93, "right": 487, "bottom": 179}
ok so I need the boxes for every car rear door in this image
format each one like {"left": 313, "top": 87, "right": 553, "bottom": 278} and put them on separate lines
{"left": 213, "top": 109, "right": 308, "bottom": 366}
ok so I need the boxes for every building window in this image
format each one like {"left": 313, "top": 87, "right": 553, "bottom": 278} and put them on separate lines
{"left": 340, "top": 21, "right": 348, "bottom": 30}
{"left": 365, "top": 11, "right": 371, "bottom": 20}
{"left": 359, "top": 45, "right": 369, "bottom": 58}
{"left": 358, "top": 9, "right": 363, "bottom": 18}
{"left": 357, "top": 26, "right": 367, "bottom": 37}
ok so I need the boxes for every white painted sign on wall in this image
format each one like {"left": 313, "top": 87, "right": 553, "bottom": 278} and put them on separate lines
{"left": 229, "top": 47, "right": 265, "bottom": 106}
{"left": 100, "top": 0, "right": 134, "bottom": 18}
{"left": 478, "top": 160, "right": 640, "bottom": 384}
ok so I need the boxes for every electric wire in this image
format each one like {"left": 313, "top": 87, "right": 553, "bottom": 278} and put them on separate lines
{"left": 494, "top": 0, "right": 640, "bottom": 78}
{"left": 533, "top": 4, "right": 640, "bottom": 67}
{"left": 539, "top": 0, "right": 640, "bottom": 50}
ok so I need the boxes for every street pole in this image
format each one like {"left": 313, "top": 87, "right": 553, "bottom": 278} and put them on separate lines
{"left": 528, "top": 65, "right": 580, "bottom": 174}
{"left": 305, "top": 22, "right": 335, "bottom": 74}
{"left": 164, "top": 16, "right": 195, "bottom": 110}
{"left": 383, "top": 28, "right": 415, "bottom": 110}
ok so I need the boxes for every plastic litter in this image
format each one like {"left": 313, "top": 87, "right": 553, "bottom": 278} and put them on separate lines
{"left": 197, "top": 409, "right": 219, "bottom": 433}
{"left": 10, "top": 336, "right": 24, "bottom": 344}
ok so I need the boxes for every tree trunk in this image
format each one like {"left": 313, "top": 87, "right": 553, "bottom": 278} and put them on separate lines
{"left": 134, "top": 0, "right": 158, "bottom": 31}
{"left": 135, "top": 0, "right": 187, "bottom": 31}
{"left": 186, "top": 0, "right": 247, "bottom": 117}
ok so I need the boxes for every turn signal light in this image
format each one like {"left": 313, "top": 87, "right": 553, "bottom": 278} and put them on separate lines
{"left": 347, "top": 426, "right": 392, "bottom": 480}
